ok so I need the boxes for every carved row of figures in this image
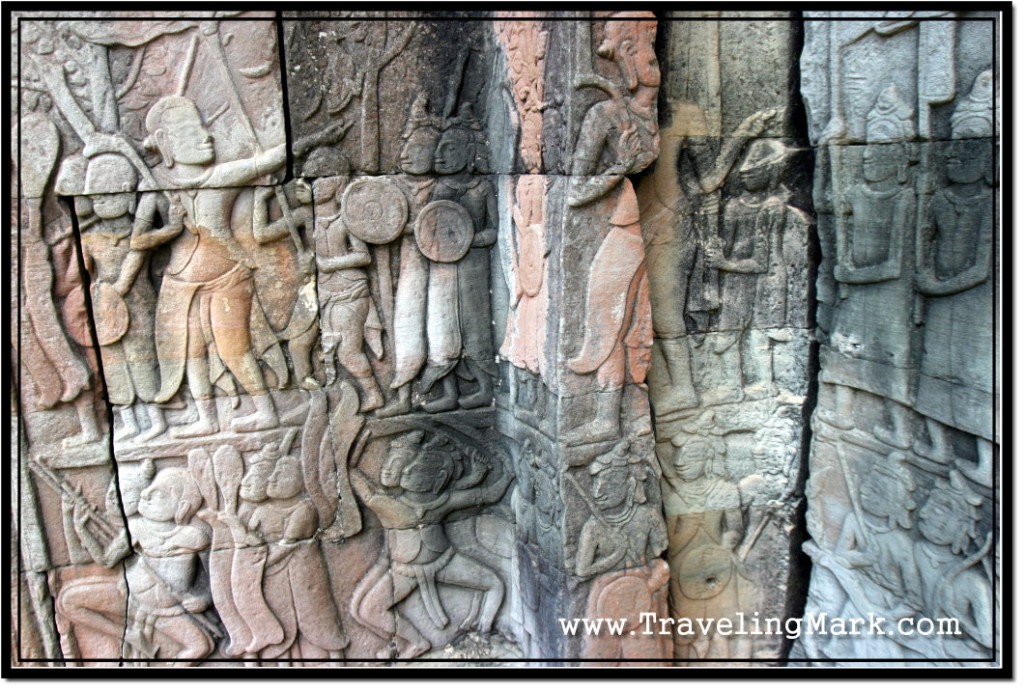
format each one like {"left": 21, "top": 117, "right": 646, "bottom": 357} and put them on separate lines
{"left": 41, "top": 396, "right": 519, "bottom": 665}
{"left": 803, "top": 450, "right": 993, "bottom": 662}
{"left": 816, "top": 70, "right": 996, "bottom": 469}
{"left": 15, "top": 83, "right": 506, "bottom": 450}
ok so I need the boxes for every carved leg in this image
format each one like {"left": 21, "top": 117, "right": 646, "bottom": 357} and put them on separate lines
{"left": 873, "top": 400, "right": 912, "bottom": 450}
{"left": 913, "top": 417, "right": 954, "bottom": 464}
{"left": 420, "top": 375, "right": 459, "bottom": 413}
{"left": 816, "top": 384, "right": 855, "bottom": 431}
{"left": 62, "top": 394, "right": 103, "bottom": 448}
{"left": 956, "top": 438, "right": 994, "bottom": 488}
{"left": 438, "top": 553, "right": 505, "bottom": 633}
{"left": 458, "top": 360, "right": 493, "bottom": 409}
{"left": 564, "top": 389, "right": 622, "bottom": 446}
{"left": 376, "top": 384, "right": 411, "bottom": 418}
{"left": 171, "top": 397, "right": 219, "bottom": 439}
{"left": 231, "top": 392, "right": 279, "bottom": 433}
{"left": 135, "top": 404, "right": 167, "bottom": 443}
{"left": 115, "top": 405, "right": 140, "bottom": 442}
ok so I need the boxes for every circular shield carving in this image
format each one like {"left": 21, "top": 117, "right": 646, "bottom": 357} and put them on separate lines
{"left": 677, "top": 544, "right": 734, "bottom": 601}
{"left": 414, "top": 200, "right": 474, "bottom": 263}
{"left": 62, "top": 283, "right": 129, "bottom": 347}
{"left": 341, "top": 178, "right": 408, "bottom": 245}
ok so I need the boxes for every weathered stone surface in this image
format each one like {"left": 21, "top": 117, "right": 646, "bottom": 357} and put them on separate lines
{"left": 795, "top": 12, "right": 998, "bottom": 666}
{"left": 11, "top": 11, "right": 1001, "bottom": 671}
{"left": 640, "top": 14, "right": 813, "bottom": 665}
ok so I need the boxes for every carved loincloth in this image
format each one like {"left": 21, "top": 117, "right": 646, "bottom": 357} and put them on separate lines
{"left": 392, "top": 547, "right": 456, "bottom": 629}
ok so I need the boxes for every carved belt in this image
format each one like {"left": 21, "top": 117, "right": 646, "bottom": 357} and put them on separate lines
{"left": 392, "top": 547, "right": 455, "bottom": 629}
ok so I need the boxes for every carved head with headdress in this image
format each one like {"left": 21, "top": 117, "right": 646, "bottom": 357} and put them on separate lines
{"left": 919, "top": 470, "right": 983, "bottom": 555}
{"left": 946, "top": 69, "right": 994, "bottom": 187}
{"left": 84, "top": 153, "right": 139, "bottom": 219}
{"left": 859, "top": 452, "right": 916, "bottom": 530}
{"left": 862, "top": 84, "right": 915, "bottom": 185}
{"left": 596, "top": 12, "right": 659, "bottom": 93}
{"left": 435, "top": 102, "right": 490, "bottom": 175}
{"left": 671, "top": 433, "right": 727, "bottom": 483}
{"left": 138, "top": 467, "right": 204, "bottom": 526}
{"left": 400, "top": 93, "right": 443, "bottom": 175}
{"left": 144, "top": 95, "right": 214, "bottom": 169}
{"left": 588, "top": 439, "right": 645, "bottom": 511}
{"left": 738, "top": 138, "right": 790, "bottom": 193}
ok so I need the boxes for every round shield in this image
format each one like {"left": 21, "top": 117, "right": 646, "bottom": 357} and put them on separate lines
{"left": 341, "top": 177, "right": 408, "bottom": 245}
{"left": 91, "top": 282, "right": 130, "bottom": 346}
{"left": 677, "top": 544, "right": 734, "bottom": 601}
{"left": 414, "top": 200, "right": 474, "bottom": 263}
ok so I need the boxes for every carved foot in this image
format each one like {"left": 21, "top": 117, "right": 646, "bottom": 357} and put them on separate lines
{"left": 232, "top": 394, "right": 278, "bottom": 433}
{"left": 873, "top": 424, "right": 911, "bottom": 450}
{"left": 564, "top": 418, "right": 620, "bottom": 446}
{"left": 134, "top": 420, "right": 167, "bottom": 444}
{"left": 62, "top": 431, "right": 103, "bottom": 449}
{"left": 815, "top": 408, "right": 854, "bottom": 431}
{"left": 358, "top": 386, "right": 384, "bottom": 413}
{"left": 458, "top": 390, "right": 492, "bottom": 409}
{"left": 376, "top": 398, "right": 411, "bottom": 419}
{"left": 114, "top": 420, "right": 140, "bottom": 443}
{"left": 420, "top": 393, "right": 458, "bottom": 413}
{"left": 171, "top": 418, "right": 219, "bottom": 439}
{"left": 299, "top": 376, "right": 319, "bottom": 391}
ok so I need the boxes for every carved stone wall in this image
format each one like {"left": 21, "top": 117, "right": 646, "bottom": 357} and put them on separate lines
{"left": 794, "top": 12, "right": 999, "bottom": 666}
{"left": 9, "top": 10, "right": 1001, "bottom": 671}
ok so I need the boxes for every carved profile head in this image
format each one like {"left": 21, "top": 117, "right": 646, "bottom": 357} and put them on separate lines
{"left": 859, "top": 453, "right": 915, "bottom": 530}
{"left": 919, "top": 470, "right": 983, "bottom": 555}
{"left": 138, "top": 468, "right": 203, "bottom": 526}
{"left": 383, "top": 431, "right": 425, "bottom": 487}
{"left": 400, "top": 94, "right": 442, "bottom": 175}
{"left": 436, "top": 103, "right": 489, "bottom": 175}
{"left": 145, "top": 96, "right": 214, "bottom": 168}
{"left": 596, "top": 12, "right": 659, "bottom": 92}
{"left": 400, "top": 448, "right": 457, "bottom": 496}
{"left": 84, "top": 153, "right": 138, "bottom": 219}
{"left": 240, "top": 460, "right": 273, "bottom": 503}
{"left": 739, "top": 139, "right": 788, "bottom": 193}
{"left": 267, "top": 456, "right": 304, "bottom": 501}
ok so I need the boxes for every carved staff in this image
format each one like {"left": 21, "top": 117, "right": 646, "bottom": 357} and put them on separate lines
{"left": 27, "top": 458, "right": 119, "bottom": 542}
{"left": 834, "top": 444, "right": 868, "bottom": 542}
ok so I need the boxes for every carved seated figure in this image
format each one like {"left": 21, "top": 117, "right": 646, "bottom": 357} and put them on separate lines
{"left": 350, "top": 431, "right": 511, "bottom": 659}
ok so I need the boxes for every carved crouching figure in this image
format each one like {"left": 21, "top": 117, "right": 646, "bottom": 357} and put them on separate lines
{"left": 351, "top": 432, "right": 511, "bottom": 659}
{"left": 57, "top": 468, "right": 215, "bottom": 665}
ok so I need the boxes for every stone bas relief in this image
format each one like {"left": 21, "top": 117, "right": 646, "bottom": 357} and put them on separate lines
{"left": 12, "top": 11, "right": 1000, "bottom": 670}
{"left": 797, "top": 12, "right": 998, "bottom": 667}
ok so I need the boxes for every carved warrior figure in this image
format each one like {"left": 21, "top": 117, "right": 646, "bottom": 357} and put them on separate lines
{"left": 146, "top": 95, "right": 287, "bottom": 437}
{"left": 253, "top": 180, "right": 321, "bottom": 391}
{"left": 74, "top": 153, "right": 182, "bottom": 442}
{"left": 316, "top": 182, "right": 385, "bottom": 412}
{"left": 913, "top": 471, "right": 993, "bottom": 659}
{"left": 494, "top": 17, "right": 549, "bottom": 173}
{"left": 500, "top": 175, "right": 549, "bottom": 379}
{"left": 820, "top": 453, "right": 926, "bottom": 659}
{"left": 351, "top": 431, "right": 511, "bottom": 659}
{"left": 820, "top": 85, "right": 917, "bottom": 447}
{"left": 914, "top": 69, "right": 996, "bottom": 456}
{"left": 418, "top": 103, "right": 499, "bottom": 412}
{"left": 380, "top": 94, "right": 441, "bottom": 418}
{"left": 57, "top": 467, "right": 215, "bottom": 665}
{"left": 567, "top": 14, "right": 659, "bottom": 444}
{"left": 639, "top": 102, "right": 776, "bottom": 420}
{"left": 662, "top": 435, "right": 753, "bottom": 662}
{"left": 707, "top": 139, "right": 793, "bottom": 400}
{"left": 573, "top": 440, "right": 667, "bottom": 580}
{"left": 16, "top": 115, "right": 100, "bottom": 445}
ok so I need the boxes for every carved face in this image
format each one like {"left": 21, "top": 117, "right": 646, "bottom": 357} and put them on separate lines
{"left": 740, "top": 165, "right": 771, "bottom": 193}
{"left": 917, "top": 493, "right": 962, "bottom": 547}
{"left": 945, "top": 141, "right": 986, "bottom": 185}
{"left": 267, "top": 459, "right": 303, "bottom": 500}
{"left": 138, "top": 474, "right": 181, "bottom": 522}
{"left": 160, "top": 103, "right": 215, "bottom": 166}
{"left": 858, "top": 473, "right": 900, "bottom": 519}
{"left": 592, "top": 467, "right": 629, "bottom": 510}
{"left": 401, "top": 127, "right": 440, "bottom": 175}
{"left": 861, "top": 144, "right": 898, "bottom": 184}
{"left": 240, "top": 462, "right": 272, "bottom": 503}
{"left": 399, "top": 452, "right": 448, "bottom": 494}
{"left": 674, "top": 443, "right": 708, "bottom": 482}
{"left": 434, "top": 127, "right": 470, "bottom": 175}
{"left": 606, "top": 20, "right": 660, "bottom": 91}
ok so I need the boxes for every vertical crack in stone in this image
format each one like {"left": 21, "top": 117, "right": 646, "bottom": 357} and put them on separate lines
{"left": 64, "top": 197, "right": 134, "bottom": 666}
